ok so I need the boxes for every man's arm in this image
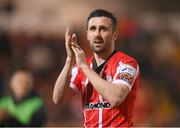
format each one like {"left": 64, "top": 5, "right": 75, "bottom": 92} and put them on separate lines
{"left": 81, "top": 65, "right": 129, "bottom": 107}
{"left": 53, "top": 58, "right": 75, "bottom": 104}
{"left": 52, "top": 28, "right": 77, "bottom": 104}
{"left": 71, "top": 45, "right": 130, "bottom": 108}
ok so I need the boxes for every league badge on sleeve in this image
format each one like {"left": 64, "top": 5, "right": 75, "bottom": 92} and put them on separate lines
{"left": 114, "top": 62, "right": 137, "bottom": 86}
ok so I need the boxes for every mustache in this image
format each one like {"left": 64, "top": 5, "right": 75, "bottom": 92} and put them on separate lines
{"left": 93, "top": 36, "right": 103, "bottom": 41}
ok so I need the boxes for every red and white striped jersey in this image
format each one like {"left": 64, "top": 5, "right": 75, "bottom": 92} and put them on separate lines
{"left": 70, "top": 51, "right": 140, "bottom": 127}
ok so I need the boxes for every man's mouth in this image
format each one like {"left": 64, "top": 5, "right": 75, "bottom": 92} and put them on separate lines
{"left": 93, "top": 39, "right": 103, "bottom": 44}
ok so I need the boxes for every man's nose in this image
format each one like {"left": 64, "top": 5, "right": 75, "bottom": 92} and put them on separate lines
{"left": 94, "top": 29, "right": 101, "bottom": 37}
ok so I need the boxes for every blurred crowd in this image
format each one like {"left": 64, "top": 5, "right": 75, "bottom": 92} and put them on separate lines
{"left": 0, "top": 0, "right": 180, "bottom": 127}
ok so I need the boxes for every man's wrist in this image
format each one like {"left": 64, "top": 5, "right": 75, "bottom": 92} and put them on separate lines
{"left": 66, "top": 57, "right": 73, "bottom": 62}
{"left": 80, "top": 64, "right": 88, "bottom": 71}
{"left": 66, "top": 57, "right": 74, "bottom": 65}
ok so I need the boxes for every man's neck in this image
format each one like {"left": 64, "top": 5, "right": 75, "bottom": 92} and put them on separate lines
{"left": 94, "top": 49, "right": 115, "bottom": 66}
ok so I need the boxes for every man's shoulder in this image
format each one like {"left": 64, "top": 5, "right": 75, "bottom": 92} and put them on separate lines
{"left": 113, "top": 51, "right": 137, "bottom": 63}
{"left": 108, "top": 51, "right": 139, "bottom": 69}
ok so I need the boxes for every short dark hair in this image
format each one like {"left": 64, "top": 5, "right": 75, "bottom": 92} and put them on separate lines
{"left": 87, "top": 9, "right": 117, "bottom": 31}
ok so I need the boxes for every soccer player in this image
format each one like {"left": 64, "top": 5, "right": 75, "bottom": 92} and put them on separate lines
{"left": 53, "top": 9, "right": 140, "bottom": 127}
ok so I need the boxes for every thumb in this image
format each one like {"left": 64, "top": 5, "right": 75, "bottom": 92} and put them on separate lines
{"left": 72, "top": 33, "right": 77, "bottom": 44}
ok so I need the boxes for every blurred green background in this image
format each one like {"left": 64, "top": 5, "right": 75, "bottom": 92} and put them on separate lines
{"left": 0, "top": 0, "right": 180, "bottom": 126}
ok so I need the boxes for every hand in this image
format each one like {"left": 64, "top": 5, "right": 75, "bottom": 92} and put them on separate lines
{"left": 65, "top": 27, "right": 74, "bottom": 60}
{"left": 71, "top": 42, "right": 87, "bottom": 69}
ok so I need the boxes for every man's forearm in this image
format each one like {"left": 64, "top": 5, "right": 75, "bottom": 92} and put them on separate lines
{"left": 53, "top": 58, "right": 74, "bottom": 104}
{"left": 81, "top": 65, "right": 129, "bottom": 107}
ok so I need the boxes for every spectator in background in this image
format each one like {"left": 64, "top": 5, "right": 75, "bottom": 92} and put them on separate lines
{"left": 0, "top": 70, "right": 47, "bottom": 127}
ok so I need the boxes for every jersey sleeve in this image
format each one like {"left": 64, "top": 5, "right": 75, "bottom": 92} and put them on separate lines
{"left": 69, "top": 66, "right": 82, "bottom": 93}
{"left": 112, "top": 60, "right": 139, "bottom": 90}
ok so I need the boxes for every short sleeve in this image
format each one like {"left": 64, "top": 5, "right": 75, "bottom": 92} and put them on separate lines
{"left": 112, "top": 60, "right": 139, "bottom": 90}
{"left": 69, "top": 66, "right": 82, "bottom": 93}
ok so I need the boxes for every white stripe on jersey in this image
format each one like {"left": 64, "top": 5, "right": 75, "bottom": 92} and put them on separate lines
{"left": 113, "top": 61, "right": 122, "bottom": 81}
{"left": 99, "top": 95, "right": 103, "bottom": 128}
{"left": 84, "top": 63, "right": 93, "bottom": 126}
{"left": 71, "top": 67, "right": 78, "bottom": 82}
{"left": 84, "top": 63, "right": 93, "bottom": 88}
{"left": 69, "top": 83, "right": 79, "bottom": 92}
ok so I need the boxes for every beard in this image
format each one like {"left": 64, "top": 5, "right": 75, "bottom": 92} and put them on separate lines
{"left": 91, "top": 44, "right": 106, "bottom": 53}
{"left": 90, "top": 40, "right": 108, "bottom": 54}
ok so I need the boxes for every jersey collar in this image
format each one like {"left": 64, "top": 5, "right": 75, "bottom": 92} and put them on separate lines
{"left": 92, "top": 50, "right": 117, "bottom": 74}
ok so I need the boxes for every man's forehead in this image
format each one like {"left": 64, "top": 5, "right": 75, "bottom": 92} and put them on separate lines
{"left": 88, "top": 17, "right": 112, "bottom": 27}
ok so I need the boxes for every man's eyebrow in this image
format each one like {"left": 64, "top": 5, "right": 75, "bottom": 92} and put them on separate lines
{"left": 88, "top": 25, "right": 96, "bottom": 29}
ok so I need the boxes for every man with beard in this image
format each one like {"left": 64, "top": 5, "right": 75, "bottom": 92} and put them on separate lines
{"left": 53, "top": 9, "right": 140, "bottom": 127}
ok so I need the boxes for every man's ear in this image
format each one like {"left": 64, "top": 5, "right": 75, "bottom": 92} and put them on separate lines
{"left": 113, "top": 31, "right": 118, "bottom": 41}
{"left": 87, "top": 30, "right": 89, "bottom": 41}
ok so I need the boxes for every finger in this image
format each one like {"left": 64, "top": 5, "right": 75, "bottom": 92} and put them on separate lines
{"left": 65, "top": 27, "right": 72, "bottom": 41}
{"left": 71, "top": 33, "right": 78, "bottom": 47}
{"left": 70, "top": 42, "right": 76, "bottom": 47}
{"left": 72, "top": 44, "right": 82, "bottom": 53}
{"left": 71, "top": 45, "right": 78, "bottom": 54}
{"left": 72, "top": 33, "right": 77, "bottom": 44}
{"left": 65, "top": 27, "right": 69, "bottom": 40}
{"left": 71, "top": 42, "right": 81, "bottom": 50}
{"left": 71, "top": 35, "right": 82, "bottom": 50}
{"left": 66, "top": 35, "right": 71, "bottom": 46}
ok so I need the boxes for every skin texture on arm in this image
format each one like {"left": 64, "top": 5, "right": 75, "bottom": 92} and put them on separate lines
{"left": 71, "top": 44, "right": 130, "bottom": 108}
{"left": 52, "top": 58, "right": 75, "bottom": 104}
{"left": 52, "top": 28, "right": 77, "bottom": 104}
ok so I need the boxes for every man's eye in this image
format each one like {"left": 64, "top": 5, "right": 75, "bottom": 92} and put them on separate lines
{"left": 100, "top": 27, "right": 108, "bottom": 32}
{"left": 101, "top": 28, "right": 107, "bottom": 32}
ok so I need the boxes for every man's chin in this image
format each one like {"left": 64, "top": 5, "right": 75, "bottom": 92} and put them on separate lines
{"left": 93, "top": 48, "right": 104, "bottom": 54}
